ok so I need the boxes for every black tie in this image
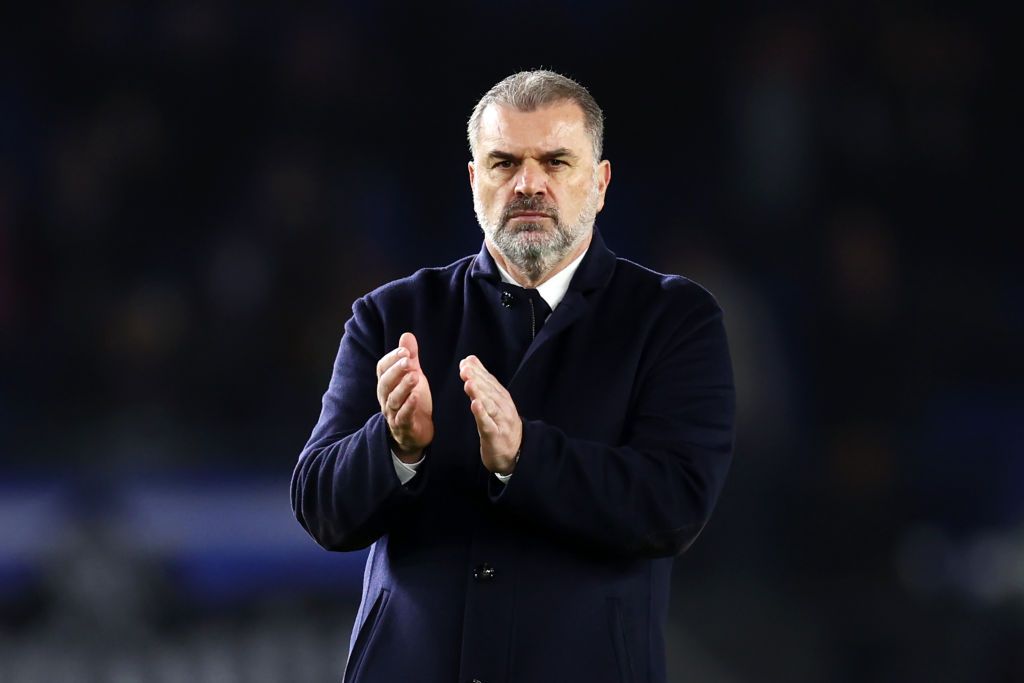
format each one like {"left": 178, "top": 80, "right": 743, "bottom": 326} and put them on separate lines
{"left": 526, "top": 288, "right": 552, "bottom": 335}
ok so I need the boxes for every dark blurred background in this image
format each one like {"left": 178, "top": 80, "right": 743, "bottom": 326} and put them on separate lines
{"left": 1, "top": 2, "right": 1020, "bottom": 682}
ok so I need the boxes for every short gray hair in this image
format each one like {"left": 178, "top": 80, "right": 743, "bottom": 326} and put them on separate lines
{"left": 467, "top": 70, "right": 605, "bottom": 162}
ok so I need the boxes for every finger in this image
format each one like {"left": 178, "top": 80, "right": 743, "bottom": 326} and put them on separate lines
{"left": 463, "top": 377, "right": 496, "bottom": 403}
{"left": 393, "top": 391, "right": 419, "bottom": 427}
{"left": 399, "top": 332, "right": 419, "bottom": 362}
{"left": 376, "top": 346, "right": 409, "bottom": 379}
{"left": 378, "top": 356, "right": 412, "bottom": 406}
{"left": 459, "top": 355, "right": 480, "bottom": 376}
{"left": 462, "top": 355, "right": 500, "bottom": 386}
{"left": 459, "top": 354, "right": 485, "bottom": 372}
{"left": 462, "top": 363, "right": 504, "bottom": 397}
{"left": 485, "top": 397, "right": 516, "bottom": 433}
{"left": 478, "top": 369, "right": 505, "bottom": 396}
{"left": 458, "top": 355, "right": 480, "bottom": 380}
{"left": 484, "top": 396, "right": 501, "bottom": 418}
{"left": 470, "top": 398, "right": 499, "bottom": 434}
{"left": 385, "top": 372, "right": 418, "bottom": 414}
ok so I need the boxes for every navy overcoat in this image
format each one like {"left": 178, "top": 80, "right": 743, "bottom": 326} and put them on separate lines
{"left": 291, "top": 230, "right": 736, "bottom": 683}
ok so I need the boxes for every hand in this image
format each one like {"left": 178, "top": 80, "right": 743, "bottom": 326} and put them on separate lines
{"left": 376, "top": 332, "right": 433, "bottom": 461}
{"left": 459, "top": 355, "right": 522, "bottom": 475}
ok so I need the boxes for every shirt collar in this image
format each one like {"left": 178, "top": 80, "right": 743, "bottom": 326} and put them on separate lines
{"left": 493, "top": 248, "right": 587, "bottom": 312}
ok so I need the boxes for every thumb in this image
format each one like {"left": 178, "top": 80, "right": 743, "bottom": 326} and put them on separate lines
{"left": 399, "top": 332, "right": 419, "bottom": 361}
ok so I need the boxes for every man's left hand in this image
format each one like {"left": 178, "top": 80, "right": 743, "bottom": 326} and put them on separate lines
{"left": 459, "top": 355, "right": 522, "bottom": 476}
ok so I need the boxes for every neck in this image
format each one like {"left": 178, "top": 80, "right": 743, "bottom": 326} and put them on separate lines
{"left": 486, "top": 230, "right": 593, "bottom": 288}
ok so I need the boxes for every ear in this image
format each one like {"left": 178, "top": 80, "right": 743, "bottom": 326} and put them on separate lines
{"left": 468, "top": 161, "right": 476, "bottom": 191}
{"left": 595, "top": 159, "right": 611, "bottom": 212}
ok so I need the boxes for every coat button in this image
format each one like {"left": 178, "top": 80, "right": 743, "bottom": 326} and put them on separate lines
{"left": 500, "top": 290, "right": 514, "bottom": 308}
{"left": 473, "top": 562, "right": 497, "bottom": 581}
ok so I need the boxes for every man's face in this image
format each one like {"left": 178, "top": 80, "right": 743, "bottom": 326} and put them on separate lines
{"left": 469, "top": 101, "right": 611, "bottom": 282}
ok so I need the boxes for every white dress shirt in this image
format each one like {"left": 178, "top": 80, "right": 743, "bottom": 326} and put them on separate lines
{"left": 392, "top": 247, "right": 588, "bottom": 485}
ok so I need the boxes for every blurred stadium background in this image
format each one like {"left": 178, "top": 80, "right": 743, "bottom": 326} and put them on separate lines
{"left": 1, "top": 3, "right": 1020, "bottom": 682}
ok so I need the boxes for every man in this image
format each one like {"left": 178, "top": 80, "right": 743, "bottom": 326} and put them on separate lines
{"left": 291, "top": 70, "right": 735, "bottom": 683}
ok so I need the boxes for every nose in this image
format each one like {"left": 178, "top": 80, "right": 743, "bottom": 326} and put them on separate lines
{"left": 514, "top": 159, "right": 547, "bottom": 197}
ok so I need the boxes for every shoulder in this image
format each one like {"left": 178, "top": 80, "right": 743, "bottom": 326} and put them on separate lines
{"left": 610, "top": 257, "right": 724, "bottom": 319}
{"left": 350, "top": 252, "right": 477, "bottom": 320}
{"left": 605, "top": 259, "right": 732, "bottom": 375}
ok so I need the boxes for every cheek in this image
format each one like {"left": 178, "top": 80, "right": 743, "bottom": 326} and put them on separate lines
{"left": 562, "top": 185, "right": 589, "bottom": 210}
{"left": 480, "top": 181, "right": 512, "bottom": 209}
{"left": 474, "top": 188, "right": 502, "bottom": 219}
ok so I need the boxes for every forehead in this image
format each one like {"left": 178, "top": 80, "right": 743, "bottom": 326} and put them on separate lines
{"left": 476, "top": 101, "right": 590, "bottom": 158}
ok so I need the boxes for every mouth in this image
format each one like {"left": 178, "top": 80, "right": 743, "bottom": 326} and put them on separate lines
{"left": 504, "top": 214, "right": 551, "bottom": 233}
{"left": 508, "top": 212, "right": 552, "bottom": 220}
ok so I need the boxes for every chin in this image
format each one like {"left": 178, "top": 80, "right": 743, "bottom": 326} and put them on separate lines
{"left": 513, "top": 231, "right": 557, "bottom": 250}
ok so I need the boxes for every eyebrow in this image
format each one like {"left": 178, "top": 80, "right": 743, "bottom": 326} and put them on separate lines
{"left": 486, "top": 148, "right": 579, "bottom": 162}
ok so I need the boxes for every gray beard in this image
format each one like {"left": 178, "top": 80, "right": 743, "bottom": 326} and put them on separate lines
{"left": 491, "top": 220, "right": 576, "bottom": 283}
{"left": 475, "top": 182, "right": 600, "bottom": 284}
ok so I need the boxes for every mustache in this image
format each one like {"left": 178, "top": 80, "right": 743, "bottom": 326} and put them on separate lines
{"left": 500, "top": 197, "right": 559, "bottom": 227}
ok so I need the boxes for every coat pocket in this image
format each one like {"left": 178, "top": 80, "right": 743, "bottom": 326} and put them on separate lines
{"left": 607, "top": 597, "right": 635, "bottom": 683}
{"left": 344, "top": 588, "right": 391, "bottom": 683}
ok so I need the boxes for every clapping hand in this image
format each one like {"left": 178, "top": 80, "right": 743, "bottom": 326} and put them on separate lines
{"left": 376, "top": 332, "right": 434, "bottom": 461}
{"left": 459, "top": 355, "right": 522, "bottom": 475}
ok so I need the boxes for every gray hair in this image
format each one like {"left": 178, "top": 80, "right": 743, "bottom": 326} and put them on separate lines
{"left": 467, "top": 70, "right": 605, "bottom": 162}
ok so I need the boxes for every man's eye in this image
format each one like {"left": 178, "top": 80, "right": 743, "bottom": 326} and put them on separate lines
{"left": 548, "top": 159, "right": 566, "bottom": 167}
{"left": 493, "top": 160, "right": 513, "bottom": 169}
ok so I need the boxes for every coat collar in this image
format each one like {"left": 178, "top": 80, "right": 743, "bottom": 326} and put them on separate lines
{"left": 468, "top": 227, "right": 616, "bottom": 293}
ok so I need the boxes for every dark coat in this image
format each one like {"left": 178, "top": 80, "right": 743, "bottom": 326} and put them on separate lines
{"left": 291, "top": 230, "right": 736, "bottom": 683}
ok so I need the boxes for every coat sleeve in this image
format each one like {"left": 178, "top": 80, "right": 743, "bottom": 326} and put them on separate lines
{"left": 290, "top": 296, "right": 426, "bottom": 552}
{"left": 489, "top": 292, "right": 735, "bottom": 559}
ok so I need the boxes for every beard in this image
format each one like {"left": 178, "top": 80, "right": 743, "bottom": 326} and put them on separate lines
{"left": 474, "top": 177, "right": 601, "bottom": 283}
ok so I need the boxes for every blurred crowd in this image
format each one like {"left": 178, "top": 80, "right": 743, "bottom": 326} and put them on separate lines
{"left": 1, "top": 3, "right": 1020, "bottom": 682}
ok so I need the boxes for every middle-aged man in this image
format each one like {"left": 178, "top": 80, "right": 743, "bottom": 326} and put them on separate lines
{"left": 291, "top": 70, "right": 736, "bottom": 683}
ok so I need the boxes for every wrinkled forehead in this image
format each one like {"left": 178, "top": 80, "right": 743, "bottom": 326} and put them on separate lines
{"left": 476, "top": 101, "right": 592, "bottom": 160}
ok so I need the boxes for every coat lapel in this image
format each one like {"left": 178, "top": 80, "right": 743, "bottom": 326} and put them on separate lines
{"left": 511, "top": 228, "right": 617, "bottom": 381}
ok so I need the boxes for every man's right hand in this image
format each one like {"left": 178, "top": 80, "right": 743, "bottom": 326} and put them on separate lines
{"left": 376, "top": 332, "right": 434, "bottom": 462}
